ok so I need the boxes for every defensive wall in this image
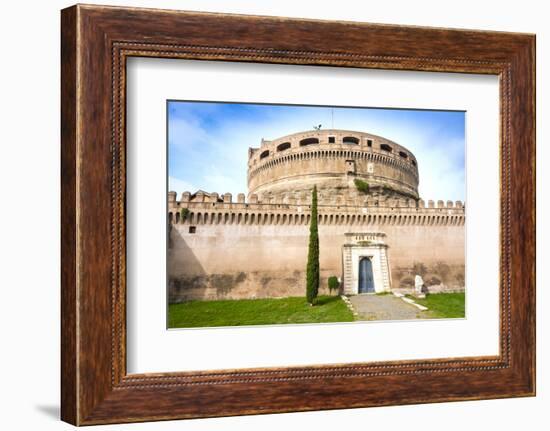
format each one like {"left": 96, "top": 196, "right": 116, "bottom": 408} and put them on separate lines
{"left": 168, "top": 192, "right": 465, "bottom": 302}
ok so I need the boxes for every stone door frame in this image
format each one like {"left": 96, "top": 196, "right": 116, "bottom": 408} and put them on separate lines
{"left": 342, "top": 232, "right": 392, "bottom": 295}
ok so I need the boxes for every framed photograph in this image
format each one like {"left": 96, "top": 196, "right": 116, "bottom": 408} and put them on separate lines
{"left": 61, "top": 4, "right": 536, "bottom": 425}
{"left": 165, "top": 101, "right": 467, "bottom": 329}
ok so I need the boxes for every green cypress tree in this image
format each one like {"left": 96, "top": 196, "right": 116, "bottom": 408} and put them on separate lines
{"left": 306, "top": 185, "right": 320, "bottom": 305}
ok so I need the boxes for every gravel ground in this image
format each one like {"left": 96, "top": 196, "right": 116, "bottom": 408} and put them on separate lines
{"left": 348, "top": 294, "right": 422, "bottom": 321}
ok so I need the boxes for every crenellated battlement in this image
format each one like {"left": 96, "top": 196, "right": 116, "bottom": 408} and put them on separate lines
{"left": 168, "top": 191, "right": 465, "bottom": 227}
{"left": 168, "top": 190, "right": 463, "bottom": 208}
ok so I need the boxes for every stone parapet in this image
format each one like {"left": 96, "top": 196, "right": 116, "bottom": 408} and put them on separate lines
{"left": 246, "top": 129, "right": 420, "bottom": 202}
{"left": 167, "top": 191, "right": 465, "bottom": 227}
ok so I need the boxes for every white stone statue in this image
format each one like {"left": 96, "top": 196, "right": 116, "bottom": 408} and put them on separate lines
{"left": 414, "top": 275, "right": 425, "bottom": 297}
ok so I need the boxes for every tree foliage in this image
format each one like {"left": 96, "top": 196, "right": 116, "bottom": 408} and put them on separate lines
{"left": 354, "top": 178, "right": 370, "bottom": 194}
{"left": 306, "top": 186, "right": 320, "bottom": 305}
{"left": 180, "top": 207, "right": 190, "bottom": 221}
{"left": 328, "top": 276, "right": 340, "bottom": 293}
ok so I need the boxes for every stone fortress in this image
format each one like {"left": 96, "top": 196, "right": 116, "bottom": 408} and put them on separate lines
{"left": 168, "top": 129, "right": 465, "bottom": 302}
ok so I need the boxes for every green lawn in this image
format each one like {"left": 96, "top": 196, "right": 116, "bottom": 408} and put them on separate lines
{"left": 168, "top": 295, "right": 354, "bottom": 328}
{"left": 410, "top": 292, "right": 466, "bottom": 318}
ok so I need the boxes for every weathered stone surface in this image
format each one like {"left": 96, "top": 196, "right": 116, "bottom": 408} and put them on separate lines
{"left": 247, "top": 129, "right": 420, "bottom": 203}
{"left": 168, "top": 221, "right": 465, "bottom": 301}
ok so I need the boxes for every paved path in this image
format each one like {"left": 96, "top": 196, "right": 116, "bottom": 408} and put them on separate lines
{"left": 348, "top": 294, "right": 422, "bottom": 321}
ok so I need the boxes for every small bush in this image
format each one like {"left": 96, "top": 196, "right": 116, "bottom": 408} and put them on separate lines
{"left": 328, "top": 276, "right": 340, "bottom": 293}
{"left": 180, "top": 207, "right": 190, "bottom": 221}
{"left": 354, "top": 178, "right": 369, "bottom": 194}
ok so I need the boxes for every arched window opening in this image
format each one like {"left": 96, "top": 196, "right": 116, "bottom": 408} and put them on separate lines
{"left": 342, "top": 136, "right": 359, "bottom": 145}
{"left": 380, "top": 143, "right": 392, "bottom": 152}
{"left": 399, "top": 151, "right": 408, "bottom": 159}
{"left": 411, "top": 159, "right": 417, "bottom": 167}
{"left": 260, "top": 150, "right": 270, "bottom": 159}
{"left": 277, "top": 142, "right": 291, "bottom": 152}
{"left": 299, "top": 137, "right": 319, "bottom": 146}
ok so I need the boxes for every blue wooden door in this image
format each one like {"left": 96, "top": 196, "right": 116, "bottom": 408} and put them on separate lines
{"left": 358, "top": 258, "right": 375, "bottom": 293}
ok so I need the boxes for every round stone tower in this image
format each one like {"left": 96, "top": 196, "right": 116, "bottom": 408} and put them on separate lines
{"left": 247, "top": 129, "right": 419, "bottom": 203}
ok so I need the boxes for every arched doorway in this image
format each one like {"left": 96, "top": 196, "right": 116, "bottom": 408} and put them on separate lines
{"left": 358, "top": 257, "right": 375, "bottom": 293}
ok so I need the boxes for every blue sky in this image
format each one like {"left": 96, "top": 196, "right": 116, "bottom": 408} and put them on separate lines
{"left": 168, "top": 101, "right": 465, "bottom": 201}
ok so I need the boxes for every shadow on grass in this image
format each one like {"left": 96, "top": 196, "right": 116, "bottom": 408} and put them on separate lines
{"left": 314, "top": 295, "right": 341, "bottom": 306}
{"left": 168, "top": 295, "right": 353, "bottom": 328}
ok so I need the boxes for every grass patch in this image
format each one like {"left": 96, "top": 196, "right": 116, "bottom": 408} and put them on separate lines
{"left": 354, "top": 178, "right": 369, "bottom": 194}
{"left": 408, "top": 292, "right": 465, "bottom": 318}
{"left": 168, "top": 295, "right": 354, "bottom": 328}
